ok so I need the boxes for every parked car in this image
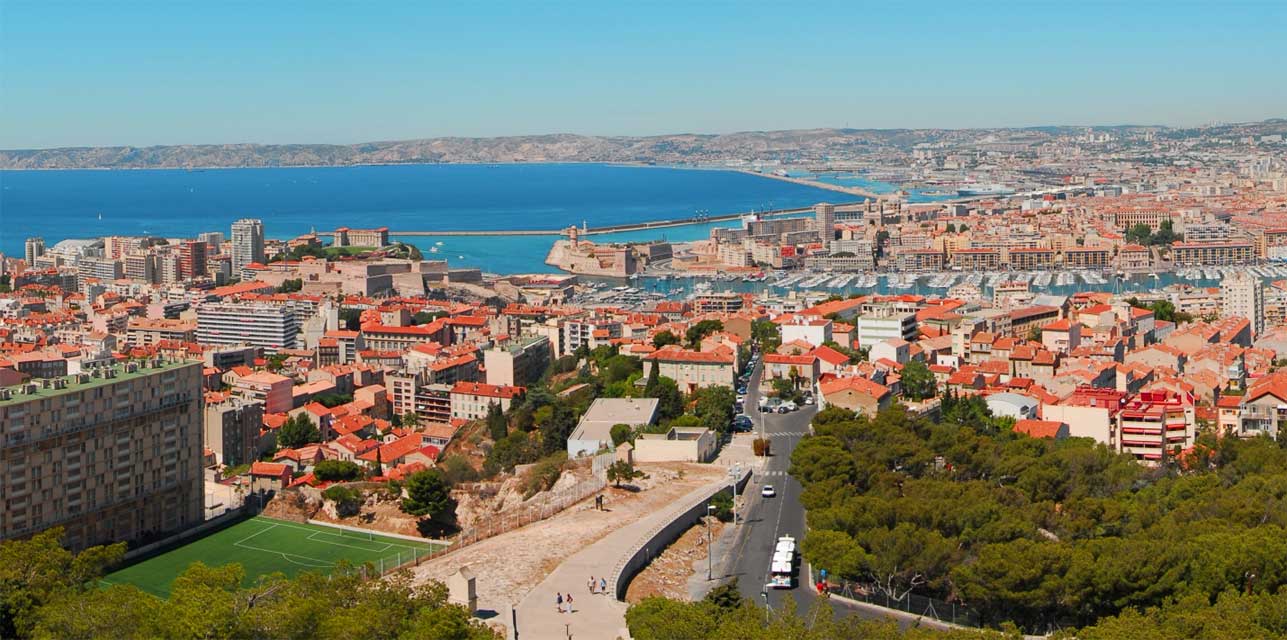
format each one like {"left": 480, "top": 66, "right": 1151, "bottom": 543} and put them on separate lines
{"left": 761, "top": 485, "right": 776, "bottom": 498}
{"left": 777, "top": 405, "right": 791, "bottom": 414}
{"left": 782, "top": 401, "right": 798, "bottom": 411}
{"left": 803, "top": 396, "right": 815, "bottom": 405}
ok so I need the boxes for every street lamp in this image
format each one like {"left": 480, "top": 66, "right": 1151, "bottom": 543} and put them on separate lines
{"left": 706, "top": 503, "right": 716, "bottom": 580}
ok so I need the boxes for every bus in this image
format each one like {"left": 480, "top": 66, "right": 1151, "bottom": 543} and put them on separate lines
{"left": 768, "top": 535, "right": 796, "bottom": 589}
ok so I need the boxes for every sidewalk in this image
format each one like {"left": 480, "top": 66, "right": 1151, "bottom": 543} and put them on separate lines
{"left": 515, "top": 477, "right": 735, "bottom": 640}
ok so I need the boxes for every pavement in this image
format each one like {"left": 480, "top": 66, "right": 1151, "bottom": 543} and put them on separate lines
{"left": 514, "top": 476, "right": 738, "bottom": 640}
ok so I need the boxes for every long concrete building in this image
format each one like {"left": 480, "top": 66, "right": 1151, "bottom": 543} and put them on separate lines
{"left": 0, "top": 360, "right": 205, "bottom": 551}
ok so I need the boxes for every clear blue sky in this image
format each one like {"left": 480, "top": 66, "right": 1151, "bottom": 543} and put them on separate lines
{"left": 2, "top": 1, "right": 1285, "bottom": 149}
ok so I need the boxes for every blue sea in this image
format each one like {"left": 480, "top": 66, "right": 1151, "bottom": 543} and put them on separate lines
{"left": 0, "top": 163, "right": 865, "bottom": 274}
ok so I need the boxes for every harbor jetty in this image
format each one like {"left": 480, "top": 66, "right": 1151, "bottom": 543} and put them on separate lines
{"left": 325, "top": 204, "right": 834, "bottom": 237}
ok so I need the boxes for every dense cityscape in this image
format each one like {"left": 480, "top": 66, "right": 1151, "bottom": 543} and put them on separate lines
{"left": 5, "top": 2, "right": 1287, "bottom": 640}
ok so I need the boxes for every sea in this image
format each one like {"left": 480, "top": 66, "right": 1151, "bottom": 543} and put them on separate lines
{"left": 0, "top": 163, "right": 868, "bottom": 274}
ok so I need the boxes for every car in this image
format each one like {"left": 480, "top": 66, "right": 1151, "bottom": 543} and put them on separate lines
{"left": 736, "top": 393, "right": 746, "bottom": 402}
{"left": 734, "top": 403, "right": 744, "bottom": 414}
{"left": 803, "top": 396, "right": 815, "bottom": 405}
{"left": 777, "top": 405, "right": 791, "bottom": 414}
{"left": 782, "top": 401, "right": 798, "bottom": 411}
{"left": 736, "top": 387, "right": 747, "bottom": 395}
{"left": 761, "top": 485, "right": 776, "bottom": 498}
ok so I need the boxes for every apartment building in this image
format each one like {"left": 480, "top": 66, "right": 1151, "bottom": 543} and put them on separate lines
{"left": 951, "top": 248, "right": 1002, "bottom": 271}
{"left": 1116, "top": 390, "right": 1195, "bottom": 463}
{"left": 1007, "top": 247, "right": 1055, "bottom": 270}
{"left": 196, "top": 302, "right": 300, "bottom": 353}
{"left": 483, "top": 335, "right": 552, "bottom": 387}
{"left": 1170, "top": 241, "right": 1255, "bottom": 266}
{"left": 449, "top": 381, "right": 524, "bottom": 420}
{"left": 204, "top": 395, "right": 265, "bottom": 466}
{"left": 1222, "top": 270, "right": 1265, "bottom": 336}
{"left": 126, "top": 318, "right": 197, "bottom": 347}
{"left": 0, "top": 360, "right": 204, "bottom": 551}
{"left": 231, "top": 218, "right": 266, "bottom": 274}
{"left": 1063, "top": 246, "right": 1112, "bottom": 269}
{"left": 856, "top": 310, "right": 917, "bottom": 346}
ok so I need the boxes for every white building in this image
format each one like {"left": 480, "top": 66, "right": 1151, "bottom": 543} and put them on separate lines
{"left": 779, "top": 317, "right": 832, "bottom": 349}
{"left": 857, "top": 311, "right": 917, "bottom": 348}
{"left": 231, "top": 218, "right": 265, "bottom": 274}
{"left": 196, "top": 302, "right": 300, "bottom": 353}
{"left": 567, "top": 397, "right": 659, "bottom": 458}
{"left": 1222, "top": 271, "right": 1265, "bottom": 336}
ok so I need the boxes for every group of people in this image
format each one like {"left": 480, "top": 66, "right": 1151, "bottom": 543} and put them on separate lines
{"left": 554, "top": 576, "right": 610, "bottom": 614}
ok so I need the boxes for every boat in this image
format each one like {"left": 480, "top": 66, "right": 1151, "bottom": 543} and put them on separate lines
{"left": 956, "top": 184, "right": 1016, "bottom": 197}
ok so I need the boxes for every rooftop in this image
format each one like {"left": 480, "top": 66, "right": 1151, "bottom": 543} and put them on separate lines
{"left": 0, "top": 359, "right": 198, "bottom": 407}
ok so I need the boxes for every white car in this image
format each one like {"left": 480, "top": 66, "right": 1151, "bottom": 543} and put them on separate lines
{"left": 782, "top": 401, "right": 798, "bottom": 411}
{"left": 761, "top": 485, "right": 776, "bottom": 498}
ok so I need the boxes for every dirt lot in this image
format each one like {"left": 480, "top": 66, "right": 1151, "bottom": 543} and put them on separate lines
{"left": 411, "top": 462, "right": 726, "bottom": 612}
{"left": 625, "top": 517, "right": 725, "bottom": 603}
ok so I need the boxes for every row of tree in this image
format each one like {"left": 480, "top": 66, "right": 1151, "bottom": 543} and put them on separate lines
{"left": 790, "top": 401, "right": 1287, "bottom": 633}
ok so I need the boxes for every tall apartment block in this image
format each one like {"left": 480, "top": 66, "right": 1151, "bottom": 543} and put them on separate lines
{"left": 230, "top": 218, "right": 265, "bottom": 274}
{"left": 0, "top": 360, "right": 204, "bottom": 551}
{"left": 196, "top": 302, "right": 301, "bottom": 353}
{"left": 1222, "top": 270, "right": 1265, "bottom": 336}
{"left": 24, "top": 237, "right": 45, "bottom": 266}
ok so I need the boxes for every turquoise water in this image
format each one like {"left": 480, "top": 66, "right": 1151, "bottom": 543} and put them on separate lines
{"left": 0, "top": 163, "right": 856, "bottom": 274}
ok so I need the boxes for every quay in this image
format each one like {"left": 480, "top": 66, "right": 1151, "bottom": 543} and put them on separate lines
{"left": 332, "top": 205, "right": 833, "bottom": 237}
{"left": 735, "top": 168, "right": 882, "bottom": 199}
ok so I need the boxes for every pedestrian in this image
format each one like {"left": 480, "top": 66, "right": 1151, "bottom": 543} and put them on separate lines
{"left": 588, "top": 576, "right": 596, "bottom": 594}
{"left": 556, "top": 592, "right": 563, "bottom": 613}
{"left": 599, "top": 577, "right": 606, "bottom": 594}
{"left": 566, "top": 593, "right": 574, "bottom": 613}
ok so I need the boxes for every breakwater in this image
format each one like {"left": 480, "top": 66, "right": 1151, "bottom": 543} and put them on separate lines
{"left": 332, "top": 205, "right": 828, "bottom": 237}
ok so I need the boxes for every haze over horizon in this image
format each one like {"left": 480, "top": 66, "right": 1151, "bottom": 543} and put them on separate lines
{"left": 3, "top": 1, "right": 1286, "bottom": 150}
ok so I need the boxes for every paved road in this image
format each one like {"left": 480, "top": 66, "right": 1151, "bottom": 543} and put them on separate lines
{"left": 721, "top": 361, "right": 905, "bottom": 624}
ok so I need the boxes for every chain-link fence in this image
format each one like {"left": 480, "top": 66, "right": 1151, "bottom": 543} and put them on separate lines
{"left": 813, "top": 575, "right": 982, "bottom": 628}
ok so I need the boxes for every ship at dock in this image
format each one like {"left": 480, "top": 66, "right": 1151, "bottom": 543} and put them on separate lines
{"left": 957, "top": 183, "right": 1016, "bottom": 197}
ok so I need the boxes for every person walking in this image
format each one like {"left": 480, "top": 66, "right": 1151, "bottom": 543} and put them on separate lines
{"left": 556, "top": 592, "right": 563, "bottom": 613}
{"left": 566, "top": 593, "right": 574, "bottom": 613}
{"left": 588, "top": 575, "right": 595, "bottom": 594}
{"left": 599, "top": 577, "right": 607, "bottom": 595}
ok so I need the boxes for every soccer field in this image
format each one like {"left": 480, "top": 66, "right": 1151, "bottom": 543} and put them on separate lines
{"left": 102, "top": 516, "right": 444, "bottom": 597}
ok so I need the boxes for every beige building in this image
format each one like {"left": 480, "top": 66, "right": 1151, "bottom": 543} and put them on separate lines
{"left": 643, "top": 345, "right": 737, "bottom": 392}
{"left": 0, "top": 360, "right": 204, "bottom": 551}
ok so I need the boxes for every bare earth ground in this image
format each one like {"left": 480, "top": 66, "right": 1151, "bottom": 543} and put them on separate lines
{"left": 625, "top": 517, "right": 726, "bottom": 603}
{"left": 411, "top": 462, "right": 725, "bottom": 614}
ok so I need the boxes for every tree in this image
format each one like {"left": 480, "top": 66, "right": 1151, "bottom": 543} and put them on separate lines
{"left": 647, "top": 374, "right": 685, "bottom": 422}
{"left": 401, "top": 412, "right": 419, "bottom": 429}
{"left": 693, "top": 386, "right": 737, "bottom": 434}
{"left": 685, "top": 319, "right": 724, "bottom": 349}
{"left": 276, "top": 278, "right": 303, "bottom": 293}
{"left": 486, "top": 402, "right": 508, "bottom": 441}
{"left": 751, "top": 319, "right": 782, "bottom": 352}
{"left": 900, "top": 359, "right": 935, "bottom": 401}
{"left": 0, "top": 528, "right": 126, "bottom": 639}
{"left": 313, "top": 460, "right": 364, "bottom": 482}
{"left": 708, "top": 491, "right": 734, "bottom": 522}
{"left": 652, "top": 330, "right": 680, "bottom": 349}
{"left": 1126, "top": 222, "right": 1153, "bottom": 245}
{"left": 277, "top": 414, "right": 321, "bottom": 449}
{"left": 607, "top": 460, "right": 645, "bottom": 487}
{"left": 400, "top": 470, "right": 455, "bottom": 521}
{"left": 610, "top": 423, "right": 634, "bottom": 447}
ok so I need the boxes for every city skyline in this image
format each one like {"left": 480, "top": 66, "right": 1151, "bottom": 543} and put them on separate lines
{"left": 3, "top": 1, "right": 1286, "bottom": 149}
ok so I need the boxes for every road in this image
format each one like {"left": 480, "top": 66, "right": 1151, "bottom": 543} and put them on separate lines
{"left": 720, "top": 359, "right": 905, "bottom": 624}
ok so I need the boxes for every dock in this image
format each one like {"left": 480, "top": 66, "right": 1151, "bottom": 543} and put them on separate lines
{"left": 328, "top": 205, "right": 834, "bottom": 237}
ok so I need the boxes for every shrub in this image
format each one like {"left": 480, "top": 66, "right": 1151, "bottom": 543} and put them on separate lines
{"left": 322, "top": 485, "right": 362, "bottom": 517}
{"left": 313, "top": 460, "right": 364, "bottom": 482}
{"left": 522, "top": 453, "right": 567, "bottom": 498}
{"left": 752, "top": 438, "right": 771, "bottom": 457}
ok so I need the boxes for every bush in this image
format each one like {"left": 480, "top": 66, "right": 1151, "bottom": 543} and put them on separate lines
{"left": 322, "top": 485, "right": 362, "bottom": 517}
{"left": 438, "top": 454, "right": 481, "bottom": 486}
{"left": 522, "top": 453, "right": 567, "bottom": 499}
{"left": 610, "top": 423, "right": 634, "bottom": 447}
{"left": 752, "top": 438, "right": 771, "bottom": 457}
{"left": 313, "top": 460, "right": 364, "bottom": 482}
{"left": 708, "top": 490, "right": 733, "bottom": 522}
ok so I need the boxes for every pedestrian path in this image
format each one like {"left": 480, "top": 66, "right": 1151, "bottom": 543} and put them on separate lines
{"left": 514, "top": 477, "right": 736, "bottom": 640}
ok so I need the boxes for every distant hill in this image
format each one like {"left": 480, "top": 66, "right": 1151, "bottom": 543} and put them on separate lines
{"left": 1, "top": 120, "right": 1282, "bottom": 170}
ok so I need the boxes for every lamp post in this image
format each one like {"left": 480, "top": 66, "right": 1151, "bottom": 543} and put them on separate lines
{"left": 706, "top": 503, "right": 716, "bottom": 580}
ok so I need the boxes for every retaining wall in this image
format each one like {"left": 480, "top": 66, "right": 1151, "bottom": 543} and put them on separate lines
{"left": 610, "top": 468, "right": 751, "bottom": 600}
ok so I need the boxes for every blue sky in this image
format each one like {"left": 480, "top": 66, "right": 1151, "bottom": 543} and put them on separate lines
{"left": 2, "top": 1, "right": 1285, "bottom": 149}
